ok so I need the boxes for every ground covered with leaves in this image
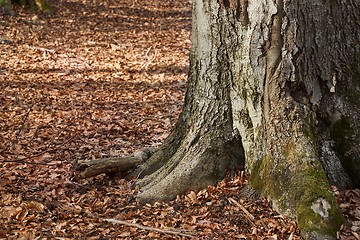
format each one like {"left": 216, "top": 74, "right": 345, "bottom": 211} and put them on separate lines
{"left": 1, "top": 0, "right": 359, "bottom": 239}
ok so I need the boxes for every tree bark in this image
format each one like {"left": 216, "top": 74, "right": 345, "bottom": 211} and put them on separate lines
{"left": 0, "top": 0, "right": 53, "bottom": 14}
{"left": 130, "top": 0, "right": 360, "bottom": 239}
{"left": 0, "top": 0, "right": 14, "bottom": 15}
{"left": 33, "top": 0, "right": 53, "bottom": 14}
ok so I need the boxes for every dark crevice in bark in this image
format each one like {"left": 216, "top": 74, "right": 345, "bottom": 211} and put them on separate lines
{"left": 222, "top": 0, "right": 230, "bottom": 8}
{"left": 285, "top": 81, "right": 310, "bottom": 106}
{"left": 217, "top": 3, "right": 246, "bottom": 173}
{"left": 236, "top": 0, "right": 249, "bottom": 25}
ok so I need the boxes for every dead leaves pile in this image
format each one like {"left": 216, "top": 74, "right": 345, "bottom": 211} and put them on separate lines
{"left": 0, "top": 0, "right": 359, "bottom": 239}
{"left": 335, "top": 188, "right": 360, "bottom": 239}
{"left": 0, "top": 170, "right": 303, "bottom": 239}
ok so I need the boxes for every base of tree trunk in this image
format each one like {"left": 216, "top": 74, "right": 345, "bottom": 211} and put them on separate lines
{"left": 0, "top": 0, "right": 15, "bottom": 15}
{"left": 0, "top": 0, "right": 54, "bottom": 15}
{"left": 130, "top": 125, "right": 245, "bottom": 203}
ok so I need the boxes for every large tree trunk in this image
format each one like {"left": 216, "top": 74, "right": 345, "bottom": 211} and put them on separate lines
{"left": 0, "top": 0, "right": 53, "bottom": 15}
{"left": 131, "top": 0, "right": 360, "bottom": 239}
{"left": 0, "top": 0, "right": 14, "bottom": 14}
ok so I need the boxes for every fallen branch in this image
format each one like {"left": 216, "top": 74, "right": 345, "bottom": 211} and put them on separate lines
{"left": 103, "top": 218, "right": 195, "bottom": 238}
{"left": 76, "top": 156, "right": 144, "bottom": 178}
{"left": 76, "top": 148, "right": 156, "bottom": 178}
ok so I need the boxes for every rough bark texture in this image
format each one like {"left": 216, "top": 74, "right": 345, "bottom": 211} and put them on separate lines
{"left": 33, "top": 0, "right": 53, "bottom": 14}
{"left": 0, "top": 0, "right": 14, "bottom": 15}
{"left": 132, "top": 0, "right": 359, "bottom": 239}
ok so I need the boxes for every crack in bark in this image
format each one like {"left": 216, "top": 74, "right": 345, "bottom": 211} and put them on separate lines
{"left": 264, "top": 0, "right": 284, "bottom": 124}
{"left": 236, "top": 0, "right": 249, "bottom": 25}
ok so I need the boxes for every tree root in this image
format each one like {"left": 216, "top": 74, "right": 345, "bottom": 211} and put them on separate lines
{"left": 103, "top": 218, "right": 195, "bottom": 238}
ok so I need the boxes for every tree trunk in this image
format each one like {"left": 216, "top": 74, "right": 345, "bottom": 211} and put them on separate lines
{"left": 131, "top": 0, "right": 360, "bottom": 239}
{"left": 33, "top": 0, "right": 53, "bottom": 14}
{"left": 0, "top": 0, "right": 53, "bottom": 14}
{"left": 0, "top": 0, "right": 14, "bottom": 15}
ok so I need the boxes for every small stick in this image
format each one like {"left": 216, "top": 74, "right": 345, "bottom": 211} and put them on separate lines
{"left": 103, "top": 218, "right": 195, "bottom": 238}
{"left": 228, "top": 197, "right": 255, "bottom": 220}
{"left": 352, "top": 231, "right": 360, "bottom": 240}
{"left": 27, "top": 45, "right": 55, "bottom": 52}
{"left": 2, "top": 159, "right": 54, "bottom": 165}
{"left": 228, "top": 197, "right": 268, "bottom": 229}
{"left": 2, "top": 134, "right": 76, "bottom": 165}
{"left": 228, "top": 197, "right": 255, "bottom": 224}
{"left": 14, "top": 106, "right": 32, "bottom": 142}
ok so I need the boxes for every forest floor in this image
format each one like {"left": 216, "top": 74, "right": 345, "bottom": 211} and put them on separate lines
{"left": 0, "top": 0, "right": 359, "bottom": 239}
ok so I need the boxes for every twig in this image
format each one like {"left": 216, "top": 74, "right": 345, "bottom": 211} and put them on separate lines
{"left": 228, "top": 197, "right": 255, "bottom": 222}
{"left": 228, "top": 197, "right": 268, "bottom": 229}
{"left": 145, "top": 46, "right": 152, "bottom": 57}
{"left": 2, "top": 159, "right": 53, "bottom": 165}
{"left": 103, "top": 218, "right": 195, "bottom": 238}
{"left": 141, "top": 46, "right": 157, "bottom": 69}
{"left": 2, "top": 134, "right": 77, "bottom": 165}
{"left": 14, "top": 106, "right": 32, "bottom": 143}
{"left": 2, "top": 148, "right": 55, "bottom": 165}
{"left": 352, "top": 231, "right": 360, "bottom": 240}
{"left": 27, "top": 45, "right": 55, "bottom": 53}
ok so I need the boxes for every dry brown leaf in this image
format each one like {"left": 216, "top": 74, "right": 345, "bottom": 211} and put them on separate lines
{"left": 0, "top": 206, "right": 22, "bottom": 219}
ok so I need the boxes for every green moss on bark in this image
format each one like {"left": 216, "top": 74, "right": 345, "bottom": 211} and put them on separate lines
{"left": 296, "top": 167, "right": 344, "bottom": 238}
{"left": 0, "top": 0, "right": 11, "bottom": 7}
{"left": 250, "top": 134, "right": 344, "bottom": 239}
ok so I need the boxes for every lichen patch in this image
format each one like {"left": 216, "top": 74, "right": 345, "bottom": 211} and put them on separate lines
{"left": 311, "top": 198, "right": 331, "bottom": 218}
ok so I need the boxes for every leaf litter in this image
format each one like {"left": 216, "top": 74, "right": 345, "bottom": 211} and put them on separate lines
{"left": 0, "top": 0, "right": 359, "bottom": 239}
